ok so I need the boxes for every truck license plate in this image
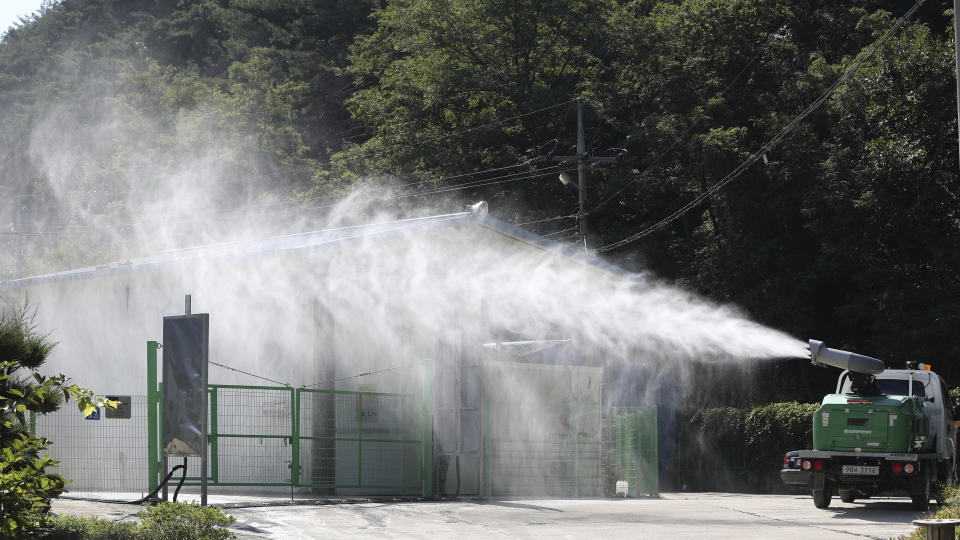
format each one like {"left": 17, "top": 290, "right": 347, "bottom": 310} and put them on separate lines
{"left": 842, "top": 465, "right": 879, "bottom": 475}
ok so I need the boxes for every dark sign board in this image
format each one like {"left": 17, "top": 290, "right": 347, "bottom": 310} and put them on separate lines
{"left": 105, "top": 395, "right": 131, "bottom": 419}
{"left": 161, "top": 314, "right": 209, "bottom": 457}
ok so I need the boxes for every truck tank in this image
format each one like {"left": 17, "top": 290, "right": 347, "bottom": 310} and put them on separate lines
{"left": 808, "top": 340, "right": 932, "bottom": 453}
{"left": 813, "top": 393, "right": 931, "bottom": 453}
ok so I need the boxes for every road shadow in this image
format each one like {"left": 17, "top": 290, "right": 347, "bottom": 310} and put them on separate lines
{"left": 478, "top": 501, "right": 563, "bottom": 512}
{"left": 824, "top": 498, "right": 925, "bottom": 523}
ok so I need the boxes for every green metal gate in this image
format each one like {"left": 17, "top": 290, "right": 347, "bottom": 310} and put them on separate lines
{"left": 146, "top": 342, "right": 431, "bottom": 495}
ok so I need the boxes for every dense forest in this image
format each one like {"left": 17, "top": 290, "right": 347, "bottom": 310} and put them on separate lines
{"left": 1, "top": 0, "right": 959, "bottom": 403}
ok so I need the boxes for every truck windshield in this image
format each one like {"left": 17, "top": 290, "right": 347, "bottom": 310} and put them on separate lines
{"left": 875, "top": 379, "right": 925, "bottom": 397}
{"left": 840, "top": 376, "right": 926, "bottom": 396}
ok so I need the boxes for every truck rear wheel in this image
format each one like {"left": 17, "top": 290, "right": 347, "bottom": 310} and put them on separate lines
{"left": 838, "top": 489, "right": 856, "bottom": 503}
{"left": 812, "top": 486, "right": 833, "bottom": 509}
{"left": 910, "top": 471, "right": 931, "bottom": 511}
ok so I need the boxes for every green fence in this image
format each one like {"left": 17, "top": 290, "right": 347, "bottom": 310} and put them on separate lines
{"left": 32, "top": 344, "right": 658, "bottom": 500}
{"left": 479, "top": 401, "right": 659, "bottom": 498}
{"left": 146, "top": 342, "right": 430, "bottom": 495}
{"left": 611, "top": 407, "right": 659, "bottom": 497}
{"left": 30, "top": 395, "right": 151, "bottom": 500}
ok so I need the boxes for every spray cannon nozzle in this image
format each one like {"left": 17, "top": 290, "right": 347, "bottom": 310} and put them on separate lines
{"left": 808, "top": 339, "right": 885, "bottom": 375}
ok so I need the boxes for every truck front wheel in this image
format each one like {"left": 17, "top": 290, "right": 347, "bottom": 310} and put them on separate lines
{"left": 812, "top": 486, "right": 833, "bottom": 509}
{"left": 910, "top": 471, "right": 931, "bottom": 511}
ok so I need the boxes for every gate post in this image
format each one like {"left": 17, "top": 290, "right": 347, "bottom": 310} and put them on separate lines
{"left": 209, "top": 387, "right": 218, "bottom": 483}
{"left": 147, "top": 341, "right": 160, "bottom": 496}
{"left": 483, "top": 396, "right": 492, "bottom": 497}
{"left": 573, "top": 399, "right": 580, "bottom": 497}
{"left": 644, "top": 406, "right": 659, "bottom": 497}
{"left": 420, "top": 357, "right": 434, "bottom": 498}
{"left": 291, "top": 388, "right": 300, "bottom": 486}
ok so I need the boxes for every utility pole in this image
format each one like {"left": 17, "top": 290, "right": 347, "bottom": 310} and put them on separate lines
{"left": 548, "top": 97, "right": 619, "bottom": 252}
{"left": 577, "top": 98, "right": 587, "bottom": 249}
{"left": 954, "top": 0, "right": 960, "bottom": 172}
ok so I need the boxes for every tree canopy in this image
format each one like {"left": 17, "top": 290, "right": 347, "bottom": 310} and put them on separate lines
{"left": 1, "top": 0, "right": 959, "bottom": 400}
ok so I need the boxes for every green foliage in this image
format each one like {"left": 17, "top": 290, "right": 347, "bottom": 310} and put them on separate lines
{"left": 0, "top": 434, "right": 64, "bottom": 538}
{"left": 135, "top": 503, "right": 235, "bottom": 540}
{"left": 679, "top": 402, "right": 817, "bottom": 491}
{"left": 0, "top": 302, "right": 113, "bottom": 539}
{"left": 1, "top": 1, "right": 960, "bottom": 402}
{"left": 45, "top": 504, "right": 235, "bottom": 540}
{"left": 45, "top": 514, "right": 138, "bottom": 540}
{"left": 902, "top": 484, "right": 960, "bottom": 539}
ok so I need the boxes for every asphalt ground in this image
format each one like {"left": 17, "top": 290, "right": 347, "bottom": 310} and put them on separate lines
{"left": 51, "top": 492, "right": 924, "bottom": 539}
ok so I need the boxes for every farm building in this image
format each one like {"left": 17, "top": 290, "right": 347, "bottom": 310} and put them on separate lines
{"left": 1, "top": 204, "right": 674, "bottom": 500}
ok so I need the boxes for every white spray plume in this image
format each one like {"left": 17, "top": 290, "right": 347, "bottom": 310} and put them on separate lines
{"left": 8, "top": 65, "right": 809, "bottom": 398}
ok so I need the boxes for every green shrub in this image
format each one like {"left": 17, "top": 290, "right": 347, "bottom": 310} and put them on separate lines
{"left": 44, "top": 503, "right": 235, "bottom": 540}
{"left": 135, "top": 503, "right": 235, "bottom": 540}
{"left": 45, "top": 514, "right": 137, "bottom": 540}
{"left": 1, "top": 303, "right": 109, "bottom": 539}
{"left": 0, "top": 435, "right": 65, "bottom": 537}
{"left": 900, "top": 484, "right": 960, "bottom": 539}
{"left": 678, "top": 402, "right": 817, "bottom": 492}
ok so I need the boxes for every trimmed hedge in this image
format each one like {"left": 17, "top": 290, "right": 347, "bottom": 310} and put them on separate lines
{"left": 43, "top": 503, "right": 235, "bottom": 540}
{"left": 676, "top": 402, "right": 818, "bottom": 492}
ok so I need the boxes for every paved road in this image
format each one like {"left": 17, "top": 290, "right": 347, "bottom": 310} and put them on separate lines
{"left": 53, "top": 492, "right": 923, "bottom": 539}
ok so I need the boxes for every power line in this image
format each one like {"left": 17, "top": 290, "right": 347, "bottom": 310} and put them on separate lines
{"left": 9, "top": 100, "right": 577, "bottom": 237}
{"left": 197, "top": 99, "right": 578, "bottom": 185}
{"left": 314, "top": 98, "right": 577, "bottom": 173}
{"left": 300, "top": 362, "right": 422, "bottom": 389}
{"left": 213, "top": 165, "right": 575, "bottom": 222}
{"left": 586, "top": 46, "right": 764, "bottom": 217}
{"left": 543, "top": 226, "right": 579, "bottom": 238}
{"left": 514, "top": 214, "right": 578, "bottom": 226}
{"left": 208, "top": 360, "right": 290, "bottom": 387}
{"left": 597, "top": 0, "right": 927, "bottom": 253}
{"left": 554, "top": 232, "right": 581, "bottom": 243}
{"left": 0, "top": 228, "right": 89, "bottom": 236}
{"left": 263, "top": 161, "right": 533, "bottom": 210}
{"left": 9, "top": 164, "right": 575, "bottom": 238}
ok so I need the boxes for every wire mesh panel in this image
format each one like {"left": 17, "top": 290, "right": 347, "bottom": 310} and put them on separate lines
{"left": 32, "top": 395, "right": 149, "bottom": 501}
{"left": 604, "top": 406, "right": 658, "bottom": 497}
{"left": 297, "top": 389, "right": 420, "bottom": 492}
{"left": 202, "top": 385, "right": 293, "bottom": 486}
{"left": 488, "top": 436, "right": 575, "bottom": 496}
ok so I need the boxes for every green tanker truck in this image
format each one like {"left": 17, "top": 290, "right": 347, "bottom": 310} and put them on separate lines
{"left": 798, "top": 340, "right": 958, "bottom": 510}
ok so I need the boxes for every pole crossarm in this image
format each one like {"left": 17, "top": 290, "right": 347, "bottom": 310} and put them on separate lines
{"left": 538, "top": 97, "right": 624, "bottom": 251}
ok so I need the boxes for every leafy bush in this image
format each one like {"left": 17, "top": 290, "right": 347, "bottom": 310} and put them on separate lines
{"left": 45, "top": 514, "right": 137, "bottom": 540}
{"left": 44, "top": 503, "right": 235, "bottom": 540}
{"left": 1, "top": 435, "right": 65, "bottom": 537}
{"left": 0, "top": 303, "right": 111, "bottom": 538}
{"left": 900, "top": 484, "right": 960, "bottom": 539}
{"left": 677, "top": 402, "right": 817, "bottom": 492}
{"left": 135, "top": 503, "right": 235, "bottom": 540}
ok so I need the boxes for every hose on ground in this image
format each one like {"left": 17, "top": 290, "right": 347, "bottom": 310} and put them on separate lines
{"left": 127, "top": 463, "right": 186, "bottom": 505}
